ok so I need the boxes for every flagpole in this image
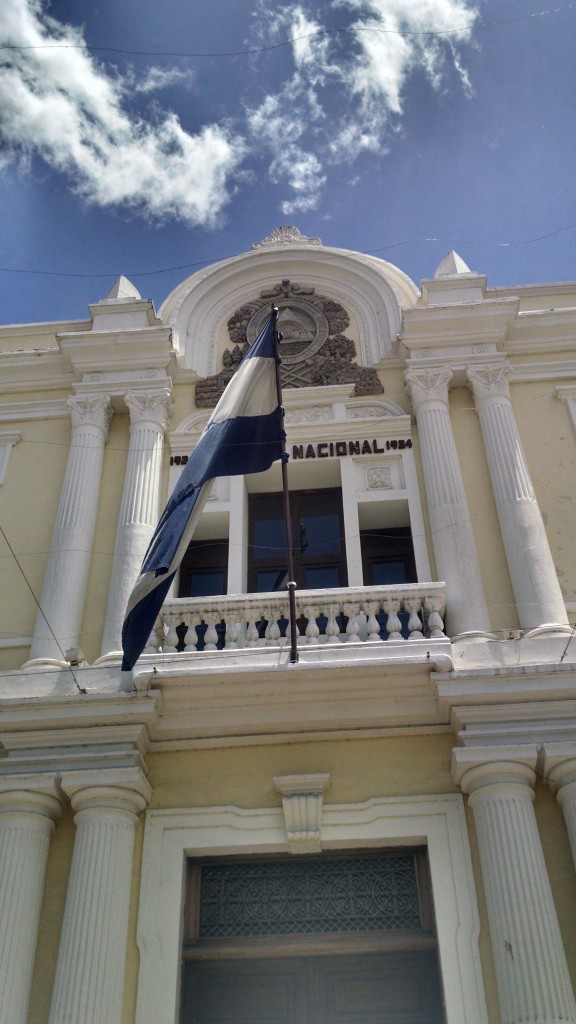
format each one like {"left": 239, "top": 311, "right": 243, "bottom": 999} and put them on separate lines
{"left": 272, "top": 306, "right": 299, "bottom": 664}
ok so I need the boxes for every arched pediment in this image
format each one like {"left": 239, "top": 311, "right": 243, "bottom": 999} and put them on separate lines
{"left": 159, "top": 243, "right": 419, "bottom": 378}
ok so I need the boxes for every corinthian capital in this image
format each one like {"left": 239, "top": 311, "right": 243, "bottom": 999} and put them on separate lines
{"left": 467, "top": 363, "right": 512, "bottom": 401}
{"left": 404, "top": 367, "right": 452, "bottom": 410}
{"left": 125, "top": 388, "right": 173, "bottom": 431}
{"left": 67, "top": 394, "right": 112, "bottom": 436}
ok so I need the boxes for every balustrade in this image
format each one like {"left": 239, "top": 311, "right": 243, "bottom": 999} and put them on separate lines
{"left": 146, "top": 583, "right": 446, "bottom": 655}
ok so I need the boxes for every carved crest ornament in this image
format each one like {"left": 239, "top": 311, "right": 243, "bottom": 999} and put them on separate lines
{"left": 195, "top": 280, "right": 383, "bottom": 407}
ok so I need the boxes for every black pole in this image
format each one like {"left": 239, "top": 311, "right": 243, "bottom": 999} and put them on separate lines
{"left": 272, "top": 305, "right": 299, "bottom": 664}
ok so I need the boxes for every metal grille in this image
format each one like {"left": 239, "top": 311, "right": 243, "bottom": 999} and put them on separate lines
{"left": 198, "top": 855, "right": 421, "bottom": 938}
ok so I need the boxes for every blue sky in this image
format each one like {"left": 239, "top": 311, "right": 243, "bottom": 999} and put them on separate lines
{"left": 0, "top": 0, "right": 575, "bottom": 325}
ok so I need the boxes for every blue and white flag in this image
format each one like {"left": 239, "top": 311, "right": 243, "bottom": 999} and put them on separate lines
{"left": 121, "top": 310, "right": 284, "bottom": 671}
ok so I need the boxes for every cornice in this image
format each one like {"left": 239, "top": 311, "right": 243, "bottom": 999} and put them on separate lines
{"left": 506, "top": 306, "right": 576, "bottom": 355}
{"left": 0, "top": 397, "right": 69, "bottom": 422}
{"left": 401, "top": 296, "right": 519, "bottom": 352}
{"left": 58, "top": 325, "right": 174, "bottom": 374}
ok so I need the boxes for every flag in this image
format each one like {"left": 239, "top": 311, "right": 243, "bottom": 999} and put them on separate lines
{"left": 121, "top": 309, "right": 284, "bottom": 671}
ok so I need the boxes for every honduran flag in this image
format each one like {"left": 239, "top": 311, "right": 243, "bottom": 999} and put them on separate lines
{"left": 121, "top": 309, "right": 284, "bottom": 671}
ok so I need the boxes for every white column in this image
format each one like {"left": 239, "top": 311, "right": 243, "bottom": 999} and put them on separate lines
{"left": 544, "top": 752, "right": 576, "bottom": 874}
{"left": 101, "top": 389, "right": 172, "bottom": 657}
{"left": 458, "top": 759, "right": 576, "bottom": 1024}
{"left": 339, "top": 457, "right": 363, "bottom": 587}
{"left": 28, "top": 395, "right": 112, "bottom": 664}
{"left": 227, "top": 475, "right": 248, "bottom": 593}
{"left": 467, "top": 364, "right": 568, "bottom": 631}
{"left": 0, "top": 780, "right": 62, "bottom": 1024}
{"left": 48, "top": 771, "right": 151, "bottom": 1024}
{"left": 405, "top": 367, "right": 492, "bottom": 637}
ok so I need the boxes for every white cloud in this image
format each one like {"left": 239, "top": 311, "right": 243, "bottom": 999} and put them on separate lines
{"left": 131, "top": 66, "right": 196, "bottom": 95}
{"left": 0, "top": 0, "right": 244, "bottom": 224}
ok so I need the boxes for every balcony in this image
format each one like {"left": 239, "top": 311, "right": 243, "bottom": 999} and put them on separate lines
{"left": 148, "top": 582, "right": 447, "bottom": 655}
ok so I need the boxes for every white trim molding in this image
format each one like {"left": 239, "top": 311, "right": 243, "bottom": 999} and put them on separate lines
{"left": 135, "top": 793, "right": 487, "bottom": 1024}
{"left": 0, "top": 431, "right": 21, "bottom": 485}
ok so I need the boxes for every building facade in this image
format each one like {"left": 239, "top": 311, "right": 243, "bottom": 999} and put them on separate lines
{"left": 1, "top": 224, "right": 576, "bottom": 1024}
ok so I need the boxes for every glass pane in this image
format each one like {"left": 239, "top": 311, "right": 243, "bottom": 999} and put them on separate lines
{"left": 303, "top": 566, "right": 341, "bottom": 590}
{"left": 187, "top": 571, "right": 226, "bottom": 598}
{"left": 300, "top": 514, "right": 341, "bottom": 556}
{"left": 372, "top": 560, "right": 408, "bottom": 585}
{"left": 198, "top": 855, "right": 421, "bottom": 938}
{"left": 257, "top": 570, "right": 288, "bottom": 593}
{"left": 253, "top": 518, "right": 287, "bottom": 561}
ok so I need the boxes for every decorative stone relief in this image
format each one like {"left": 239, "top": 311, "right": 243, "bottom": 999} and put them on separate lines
{"left": 125, "top": 389, "right": 173, "bottom": 431}
{"left": 274, "top": 773, "right": 330, "bottom": 855}
{"left": 466, "top": 363, "right": 512, "bottom": 400}
{"left": 196, "top": 280, "right": 383, "bottom": 406}
{"left": 252, "top": 224, "right": 322, "bottom": 248}
{"left": 405, "top": 367, "right": 452, "bottom": 410}
{"left": 284, "top": 406, "right": 332, "bottom": 425}
{"left": 366, "top": 466, "right": 393, "bottom": 490}
{"left": 67, "top": 395, "right": 112, "bottom": 436}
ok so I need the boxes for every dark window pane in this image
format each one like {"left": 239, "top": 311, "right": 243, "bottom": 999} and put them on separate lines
{"left": 304, "top": 566, "right": 341, "bottom": 590}
{"left": 257, "top": 570, "right": 289, "bottom": 593}
{"left": 300, "top": 514, "right": 341, "bottom": 555}
{"left": 186, "top": 571, "right": 227, "bottom": 598}
{"left": 253, "top": 518, "right": 287, "bottom": 561}
{"left": 371, "top": 560, "right": 408, "bottom": 586}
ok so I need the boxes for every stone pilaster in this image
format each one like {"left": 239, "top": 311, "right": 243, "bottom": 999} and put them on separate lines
{"left": 456, "top": 757, "right": 576, "bottom": 1024}
{"left": 0, "top": 779, "right": 62, "bottom": 1024}
{"left": 48, "top": 769, "right": 151, "bottom": 1024}
{"left": 28, "top": 395, "right": 112, "bottom": 664}
{"left": 404, "top": 367, "right": 491, "bottom": 637}
{"left": 467, "top": 364, "right": 568, "bottom": 632}
{"left": 101, "top": 389, "right": 172, "bottom": 657}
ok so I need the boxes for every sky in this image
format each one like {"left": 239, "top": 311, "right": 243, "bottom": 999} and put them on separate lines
{"left": 0, "top": 0, "right": 575, "bottom": 326}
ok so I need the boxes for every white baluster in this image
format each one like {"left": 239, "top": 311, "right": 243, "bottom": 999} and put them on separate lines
{"left": 203, "top": 612, "right": 219, "bottom": 651}
{"left": 404, "top": 597, "right": 424, "bottom": 639}
{"left": 183, "top": 619, "right": 198, "bottom": 652}
{"left": 325, "top": 604, "right": 342, "bottom": 643}
{"left": 162, "top": 621, "right": 180, "bottom": 653}
{"left": 224, "top": 620, "right": 241, "bottom": 649}
{"left": 383, "top": 598, "right": 403, "bottom": 640}
{"left": 304, "top": 607, "right": 320, "bottom": 645}
{"left": 246, "top": 619, "right": 260, "bottom": 647}
{"left": 266, "top": 612, "right": 282, "bottom": 646}
{"left": 343, "top": 603, "right": 361, "bottom": 643}
{"left": 364, "top": 602, "right": 382, "bottom": 642}
{"left": 143, "top": 621, "right": 162, "bottom": 655}
{"left": 425, "top": 596, "right": 445, "bottom": 638}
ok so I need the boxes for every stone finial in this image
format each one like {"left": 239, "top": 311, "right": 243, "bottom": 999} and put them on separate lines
{"left": 252, "top": 225, "right": 322, "bottom": 249}
{"left": 434, "top": 251, "right": 472, "bottom": 278}
{"left": 104, "top": 275, "right": 142, "bottom": 301}
{"left": 274, "top": 773, "right": 330, "bottom": 854}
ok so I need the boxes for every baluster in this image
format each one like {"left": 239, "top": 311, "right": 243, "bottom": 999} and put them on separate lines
{"left": 303, "top": 606, "right": 320, "bottom": 645}
{"left": 382, "top": 598, "right": 403, "bottom": 640}
{"left": 246, "top": 618, "right": 260, "bottom": 647}
{"left": 203, "top": 612, "right": 219, "bottom": 651}
{"left": 144, "top": 620, "right": 163, "bottom": 655}
{"left": 404, "top": 597, "right": 424, "bottom": 639}
{"left": 183, "top": 618, "right": 198, "bottom": 652}
{"left": 162, "top": 619, "right": 180, "bottom": 653}
{"left": 364, "top": 602, "right": 382, "bottom": 642}
{"left": 343, "top": 603, "right": 361, "bottom": 643}
{"left": 424, "top": 596, "right": 446, "bottom": 638}
{"left": 266, "top": 611, "right": 282, "bottom": 646}
{"left": 325, "top": 603, "right": 342, "bottom": 643}
{"left": 224, "top": 619, "right": 241, "bottom": 649}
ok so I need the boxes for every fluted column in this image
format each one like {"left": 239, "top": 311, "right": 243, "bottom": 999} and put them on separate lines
{"left": 467, "top": 364, "right": 568, "bottom": 631}
{"left": 101, "top": 389, "right": 172, "bottom": 657}
{"left": 459, "top": 760, "right": 576, "bottom": 1024}
{"left": 0, "top": 780, "right": 62, "bottom": 1024}
{"left": 405, "top": 367, "right": 491, "bottom": 637}
{"left": 48, "top": 771, "right": 151, "bottom": 1024}
{"left": 28, "top": 395, "right": 112, "bottom": 663}
{"left": 545, "top": 752, "right": 576, "bottom": 874}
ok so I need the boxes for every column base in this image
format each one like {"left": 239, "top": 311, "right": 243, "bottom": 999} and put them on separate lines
{"left": 522, "top": 623, "right": 574, "bottom": 639}
{"left": 21, "top": 657, "right": 68, "bottom": 671}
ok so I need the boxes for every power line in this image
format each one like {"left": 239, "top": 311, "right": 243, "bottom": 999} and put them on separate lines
{"left": 0, "top": 222, "right": 575, "bottom": 281}
{"left": 1, "top": 4, "right": 575, "bottom": 59}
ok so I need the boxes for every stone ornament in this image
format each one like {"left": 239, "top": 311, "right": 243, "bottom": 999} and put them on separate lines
{"left": 366, "top": 467, "right": 393, "bottom": 490}
{"left": 404, "top": 367, "right": 452, "bottom": 409}
{"left": 252, "top": 224, "right": 322, "bottom": 248}
{"left": 125, "top": 389, "right": 173, "bottom": 431}
{"left": 196, "top": 280, "right": 383, "bottom": 406}
{"left": 67, "top": 395, "right": 112, "bottom": 436}
{"left": 466, "top": 363, "right": 512, "bottom": 400}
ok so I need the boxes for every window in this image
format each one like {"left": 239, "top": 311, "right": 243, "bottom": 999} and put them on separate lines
{"left": 178, "top": 540, "right": 228, "bottom": 598}
{"left": 361, "top": 527, "right": 417, "bottom": 586}
{"left": 249, "top": 489, "right": 347, "bottom": 592}
{"left": 180, "top": 851, "right": 444, "bottom": 1024}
